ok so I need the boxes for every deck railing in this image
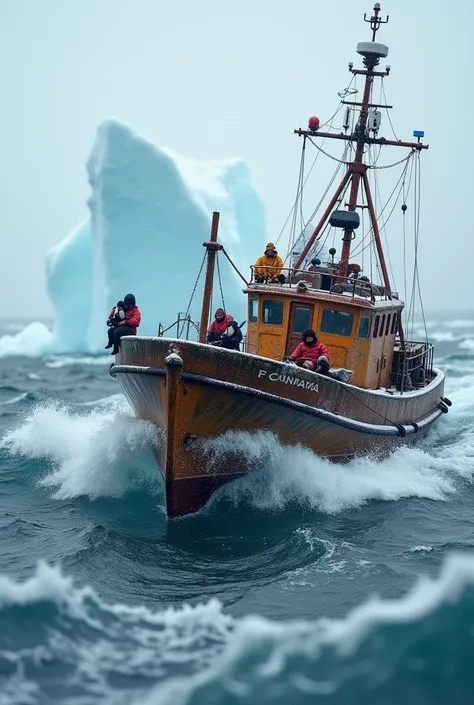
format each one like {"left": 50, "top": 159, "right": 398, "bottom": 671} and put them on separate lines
{"left": 248, "top": 265, "right": 391, "bottom": 301}
{"left": 157, "top": 313, "right": 199, "bottom": 341}
{"left": 390, "top": 341, "right": 434, "bottom": 393}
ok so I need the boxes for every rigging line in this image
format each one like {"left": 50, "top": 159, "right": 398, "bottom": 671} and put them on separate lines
{"left": 287, "top": 138, "right": 307, "bottom": 252}
{"left": 275, "top": 87, "right": 355, "bottom": 248}
{"left": 407, "top": 154, "right": 421, "bottom": 338}
{"left": 283, "top": 150, "right": 348, "bottom": 265}
{"left": 349, "top": 174, "right": 407, "bottom": 275}
{"left": 402, "top": 163, "right": 409, "bottom": 327}
{"left": 304, "top": 143, "right": 349, "bottom": 225}
{"left": 182, "top": 251, "right": 207, "bottom": 337}
{"left": 381, "top": 79, "right": 399, "bottom": 141}
{"left": 215, "top": 252, "right": 226, "bottom": 315}
{"left": 296, "top": 169, "right": 351, "bottom": 266}
{"left": 308, "top": 137, "right": 349, "bottom": 165}
{"left": 373, "top": 151, "right": 397, "bottom": 290}
{"left": 369, "top": 150, "right": 415, "bottom": 170}
{"left": 413, "top": 152, "right": 428, "bottom": 342}
{"left": 349, "top": 157, "right": 411, "bottom": 260}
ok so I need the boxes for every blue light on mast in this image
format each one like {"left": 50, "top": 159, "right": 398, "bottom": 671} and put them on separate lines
{"left": 413, "top": 130, "right": 424, "bottom": 138}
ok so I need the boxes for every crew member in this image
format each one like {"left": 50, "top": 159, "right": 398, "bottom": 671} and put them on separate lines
{"left": 207, "top": 308, "right": 233, "bottom": 343}
{"left": 216, "top": 320, "right": 243, "bottom": 351}
{"left": 254, "top": 243, "right": 285, "bottom": 284}
{"left": 288, "top": 329, "right": 330, "bottom": 373}
{"left": 109, "top": 293, "right": 141, "bottom": 355}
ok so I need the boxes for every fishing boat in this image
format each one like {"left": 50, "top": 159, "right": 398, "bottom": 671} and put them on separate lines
{"left": 110, "top": 3, "right": 452, "bottom": 518}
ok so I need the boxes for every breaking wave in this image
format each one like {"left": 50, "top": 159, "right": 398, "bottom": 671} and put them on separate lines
{"left": 1, "top": 400, "right": 160, "bottom": 500}
{"left": 2, "top": 555, "right": 474, "bottom": 704}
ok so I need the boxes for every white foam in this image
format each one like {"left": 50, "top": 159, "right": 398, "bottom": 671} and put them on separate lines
{"left": 0, "top": 322, "right": 53, "bottom": 358}
{"left": 459, "top": 339, "right": 474, "bottom": 351}
{"left": 205, "top": 429, "right": 473, "bottom": 514}
{"left": 410, "top": 545, "right": 433, "bottom": 553}
{"left": 1, "top": 401, "right": 160, "bottom": 499}
{"left": 44, "top": 355, "right": 112, "bottom": 368}
{"left": 142, "top": 552, "right": 474, "bottom": 703}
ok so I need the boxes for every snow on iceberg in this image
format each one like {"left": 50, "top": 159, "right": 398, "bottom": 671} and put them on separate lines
{"left": 2, "top": 119, "right": 265, "bottom": 356}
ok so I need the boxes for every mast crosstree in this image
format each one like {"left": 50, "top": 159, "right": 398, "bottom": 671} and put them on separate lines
{"left": 292, "top": 1, "right": 427, "bottom": 324}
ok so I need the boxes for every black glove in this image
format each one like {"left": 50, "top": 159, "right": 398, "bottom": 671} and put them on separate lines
{"left": 106, "top": 319, "right": 114, "bottom": 327}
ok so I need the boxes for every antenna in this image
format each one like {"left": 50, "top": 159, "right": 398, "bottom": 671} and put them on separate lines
{"left": 364, "top": 3, "right": 389, "bottom": 41}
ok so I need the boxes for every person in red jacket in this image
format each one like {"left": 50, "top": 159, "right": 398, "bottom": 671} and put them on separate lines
{"left": 207, "top": 308, "right": 234, "bottom": 344}
{"left": 106, "top": 293, "right": 141, "bottom": 355}
{"left": 288, "top": 329, "right": 331, "bottom": 373}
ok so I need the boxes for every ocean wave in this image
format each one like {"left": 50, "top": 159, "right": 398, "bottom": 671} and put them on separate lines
{"left": 0, "top": 562, "right": 233, "bottom": 705}
{"left": 1, "top": 373, "right": 473, "bottom": 516}
{"left": 1, "top": 401, "right": 160, "bottom": 500}
{"left": 145, "top": 551, "right": 474, "bottom": 705}
{"left": 459, "top": 339, "right": 474, "bottom": 351}
{"left": 445, "top": 319, "right": 474, "bottom": 329}
{"left": 0, "top": 392, "right": 30, "bottom": 407}
{"left": 44, "top": 355, "right": 112, "bottom": 368}
{"left": 202, "top": 422, "right": 474, "bottom": 514}
{"left": 2, "top": 554, "right": 474, "bottom": 704}
{"left": 0, "top": 321, "right": 53, "bottom": 358}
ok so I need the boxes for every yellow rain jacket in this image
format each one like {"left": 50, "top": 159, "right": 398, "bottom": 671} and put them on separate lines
{"left": 254, "top": 243, "right": 284, "bottom": 281}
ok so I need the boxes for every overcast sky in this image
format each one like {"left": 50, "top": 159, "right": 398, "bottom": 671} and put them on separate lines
{"left": 0, "top": 0, "right": 472, "bottom": 318}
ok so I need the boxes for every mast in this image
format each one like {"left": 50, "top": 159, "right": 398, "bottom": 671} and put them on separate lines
{"left": 293, "top": 2, "right": 428, "bottom": 298}
{"left": 199, "top": 211, "right": 222, "bottom": 344}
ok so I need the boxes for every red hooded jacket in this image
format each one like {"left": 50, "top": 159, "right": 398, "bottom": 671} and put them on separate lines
{"left": 108, "top": 306, "right": 141, "bottom": 335}
{"left": 290, "top": 340, "right": 330, "bottom": 366}
{"left": 208, "top": 314, "right": 234, "bottom": 336}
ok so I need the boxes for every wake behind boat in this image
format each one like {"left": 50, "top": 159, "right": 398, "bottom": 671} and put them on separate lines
{"left": 110, "top": 3, "right": 451, "bottom": 517}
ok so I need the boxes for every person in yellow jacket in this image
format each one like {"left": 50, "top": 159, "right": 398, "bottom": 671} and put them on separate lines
{"left": 254, "top": 243, "right": 286, "bottom": 284}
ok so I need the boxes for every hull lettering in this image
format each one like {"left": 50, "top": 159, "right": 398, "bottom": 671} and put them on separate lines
{"left": 260, "top": 370, "right": 318, "bottom": 392}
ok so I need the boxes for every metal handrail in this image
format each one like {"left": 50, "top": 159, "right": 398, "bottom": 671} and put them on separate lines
{"left": 248, "top": 265, "right": 386, "bottom": 301}
{"left": 157, "top": 313, "right": 200, "bottom": 340}
{"left": 390, "top": 340, "right": 434, "bottom": 393}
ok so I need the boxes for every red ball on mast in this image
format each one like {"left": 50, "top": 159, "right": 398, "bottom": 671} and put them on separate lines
{"left": 308, "top": 116, "right": 320, "bottom": 131}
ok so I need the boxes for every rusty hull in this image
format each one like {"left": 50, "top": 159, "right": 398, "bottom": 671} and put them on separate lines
{"left": 110, "top": 336, "right": 445, "bottom": 517}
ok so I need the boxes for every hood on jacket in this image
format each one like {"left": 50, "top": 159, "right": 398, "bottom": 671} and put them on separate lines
{"left": 124, "top": 293, "right": 136, "bottom": 308}
{"left": 302, "top": 329, "right": 317, "bottom": 345}
{"left": 264, "top": 242, "right": 278, "bottom": 255}
{"left": 215, "top": 308, "right": 226, "bottom": 320}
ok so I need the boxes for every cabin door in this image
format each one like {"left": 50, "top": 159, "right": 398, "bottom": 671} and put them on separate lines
{"left": 285, "top": 303, "right": 315, "bottom": 357}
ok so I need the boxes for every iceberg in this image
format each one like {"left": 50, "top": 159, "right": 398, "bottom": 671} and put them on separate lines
{"left": 2, "top": 120, "right": 265, "bottom": 356}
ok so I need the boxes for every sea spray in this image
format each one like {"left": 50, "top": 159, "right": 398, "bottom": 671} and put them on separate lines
{"left": 1, "top": 400, "right": 161, "bottom": 499}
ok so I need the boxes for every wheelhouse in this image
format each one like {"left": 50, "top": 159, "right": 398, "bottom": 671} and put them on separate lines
{"left": 244, "top": 272, "right": 403, "bottom": 390}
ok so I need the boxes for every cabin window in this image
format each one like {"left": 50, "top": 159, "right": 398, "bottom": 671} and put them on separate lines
{"left": 320, "top": 308, "right": 353, "bottom": 337}
{"left": 263, "top": 300, "right": 284, "bottom": 326}
{"left": 391, "top": 313, "right": 398, "bottom": 335}
{"left": 380, "top": 314, "right": 386, "bottom": 337}
{"left": 385, "top": 314, "right": 391, "bottom": 336}
{"left": 373, "top": 315, "right": 380, "bottom": 338}
{"left": 358, "top": 315, "right": 371, "bottom": 339}
{"left": 292, "top": 306, "right": 311, "bottom": 333}
{"left": 249, "top": 299, "right": 258, "bottom": 323}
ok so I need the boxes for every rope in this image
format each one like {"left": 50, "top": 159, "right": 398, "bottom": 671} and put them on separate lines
{"left": 381, "top": 79, "right": 399, "bottom": 141}
{"left": 216, "top": 252, "right": 226, "bottom": 315}
{"left": 370, "top": 150, "right": 415, "bottom": 170}
{"left": 181, "top": 251, "right": 207, "bottom": 337}
{"left": 349, "top": 155, "right": 413, "bottom": 262}
{"left": 308, "top": 137, "right": 349, "bottom": 165}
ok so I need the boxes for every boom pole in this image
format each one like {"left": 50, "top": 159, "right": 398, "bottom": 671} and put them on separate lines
{"left": 199, "top": 212, "right": 222, "bottom": 344}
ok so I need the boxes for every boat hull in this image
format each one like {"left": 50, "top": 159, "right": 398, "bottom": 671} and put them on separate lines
{"left": 111, "top": 337, "right": 446, "bottom": 517}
